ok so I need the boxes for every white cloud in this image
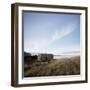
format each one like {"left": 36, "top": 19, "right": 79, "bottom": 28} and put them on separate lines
{"left": 52, "top": 22, "right": 76, "bottom": 41}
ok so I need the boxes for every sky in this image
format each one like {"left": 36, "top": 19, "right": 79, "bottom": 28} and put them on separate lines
{"left": 23, "top": 11, "right": 80, "bottom": 54}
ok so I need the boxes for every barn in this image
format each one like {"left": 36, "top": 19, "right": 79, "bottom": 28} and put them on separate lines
{"left": 24, "top": 52, "right": 38, "bottom": 64}
{"left": 37, "top": 53, "right": 53, "bottom": 62}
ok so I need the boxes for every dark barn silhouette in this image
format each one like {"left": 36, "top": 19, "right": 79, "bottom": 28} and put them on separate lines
{"left": 24, "top": 52, "right": 53, "bottom": 64}
{"left": 24, "top": 52, "right": 38, "bottom": 64}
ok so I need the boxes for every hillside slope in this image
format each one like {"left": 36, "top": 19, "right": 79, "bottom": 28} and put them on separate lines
{"left": 24, "top": 56, "right": 80, "bottom": 77}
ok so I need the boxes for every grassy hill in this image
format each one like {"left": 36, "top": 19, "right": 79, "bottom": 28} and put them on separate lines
{"left": 24, "top": 56, "right": 80, "bottom": 77}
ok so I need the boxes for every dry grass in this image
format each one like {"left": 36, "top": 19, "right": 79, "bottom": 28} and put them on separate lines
{"left": 24, "top": 56, "right": 80, "bottom": 77}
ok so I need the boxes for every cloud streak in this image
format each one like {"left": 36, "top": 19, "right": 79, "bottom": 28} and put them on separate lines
{"left": 25, "top": 22, "right": 77, "bottom": 53}
{"left": 52, "top": 22, "right": 76, "bottom": 41}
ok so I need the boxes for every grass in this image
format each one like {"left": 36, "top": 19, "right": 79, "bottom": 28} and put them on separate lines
{"left": 24, "top": 56, "right": 80, "bottom": 77}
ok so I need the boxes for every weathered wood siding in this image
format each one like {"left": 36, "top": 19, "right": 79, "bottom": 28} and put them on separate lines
{"left": 38, "top": 54, "right": 53, "bottom": 62}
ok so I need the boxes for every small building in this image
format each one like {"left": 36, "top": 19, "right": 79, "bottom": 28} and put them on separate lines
{"left": 24, "top": 54, "right": 37, "bottom": 64}
{"left": 38, "top": 53, "right": 53, "bottom": 62}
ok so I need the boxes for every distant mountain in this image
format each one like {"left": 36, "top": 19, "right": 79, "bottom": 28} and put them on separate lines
{"left": 61, "top": 51, "right": 80, "bottom": 54}
{"left": 61, "top": 51, "right": 80, "bottom": 55}
{"left": 54, "top": 51, "right": 80, "bottom": 59}
{"left": 54, "top": 51, "right": 80, "bottom": 56}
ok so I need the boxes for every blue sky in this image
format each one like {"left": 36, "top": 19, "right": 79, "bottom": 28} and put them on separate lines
{"left": 23, "top": 11, "right": 80, "bottom": 54}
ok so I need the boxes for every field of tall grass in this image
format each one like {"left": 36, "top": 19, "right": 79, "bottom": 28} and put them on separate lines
{"left": 24, "top": 56, "right": 80, "bottom": 77}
